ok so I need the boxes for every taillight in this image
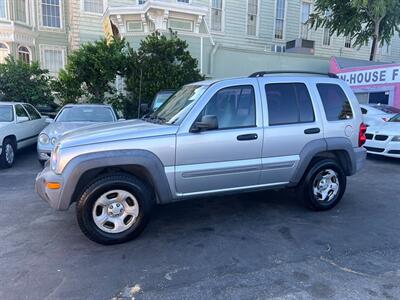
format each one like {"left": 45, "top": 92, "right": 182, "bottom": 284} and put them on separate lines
{"left": 359, "top": 123, "right": 367, "bottom": 147}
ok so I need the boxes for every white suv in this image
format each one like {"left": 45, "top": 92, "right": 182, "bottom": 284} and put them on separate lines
{"left": 0, "top": 102, "right": 47, "bottom": 168}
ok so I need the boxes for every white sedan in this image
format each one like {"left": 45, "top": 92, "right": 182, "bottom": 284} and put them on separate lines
{"left": 0, "top": 102, "right": 48, "bottom": 168}
{"left": 360, "top": 104, "right": 400, "bottom": 126}
{"left": 364, "top": 113, "right": 400, "bottom": 158}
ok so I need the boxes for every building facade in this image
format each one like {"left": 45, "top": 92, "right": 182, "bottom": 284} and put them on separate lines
{"left": 1, "top": 0, "right": 400, "bottom": 78}
{"left": 104, "top": 0, "right": 400, "bottom": 78}
{"left": 0, "top": 0, "right": 103, "bottom": 75}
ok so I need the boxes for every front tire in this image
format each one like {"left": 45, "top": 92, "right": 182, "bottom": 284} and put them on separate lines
{"left": 76, "top": 174, "right": 154, "bottom": 245}
{"left": 0, "top": 138, "right": 16, "bottom": 168}
{"left": 300, "top": 159, "right": 346, "bottom": 211}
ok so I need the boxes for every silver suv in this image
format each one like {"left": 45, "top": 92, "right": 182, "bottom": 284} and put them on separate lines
{"left": 36, "top": 72, "right": 367, "bottom": 245}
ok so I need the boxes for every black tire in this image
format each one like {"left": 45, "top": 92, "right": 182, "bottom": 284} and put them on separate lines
{"left": 0, "top": 138, "right": 16, "bottom": 168}
{"left": 76, "top": 174, "right": 155, "bottom": 245}
{"left": 299, "top": 158, "right": 346, "bottom": 211}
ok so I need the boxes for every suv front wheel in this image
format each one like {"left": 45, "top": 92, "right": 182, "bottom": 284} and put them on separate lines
{"left": 300, "top": 159, "right": 346, "bottom": 211}
{"left": 76, "top": 174, "right": 154, "bottom": 245}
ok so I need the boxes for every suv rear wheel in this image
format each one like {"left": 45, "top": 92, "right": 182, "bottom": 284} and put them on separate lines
{"left": 76, "top": 174, "right": 154, "bottom": 245}
{"left": 300, "top": 159, "right": 346, "bottom": 211}
{"left": 0, "top": 138, "right": 16, "bottom": 168}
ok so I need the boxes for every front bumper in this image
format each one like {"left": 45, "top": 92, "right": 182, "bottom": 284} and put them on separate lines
{"left": 364, "top": 139, "right": 400, "bottom": 158}
{"left": 35, "top": 165, "right": 68, "bottom": 210}
{"left": 37, "top": 144, "right": 54, "bottom": 161}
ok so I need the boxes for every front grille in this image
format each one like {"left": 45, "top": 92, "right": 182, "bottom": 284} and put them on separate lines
{"left": 365, "top": 146, "right": 385, "bottom": 153}
{"left": 388, "top": 150, "right": 400, "bottom": 155}
{"left": 375, "top": 135, "right": 388, "bottom": 141}
{"left": 365, "top": 133, "right": 374, "bottom": 140}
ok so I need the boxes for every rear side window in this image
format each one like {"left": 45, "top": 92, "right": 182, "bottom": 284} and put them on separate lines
{"left": 265, "top": 83, "right": 315, "bottom": 126}
{"left": 361, "top": 107, "right": 368, "bottom": 115}
{"left": 317, "top": 84, "right": 353, "bottom": 121}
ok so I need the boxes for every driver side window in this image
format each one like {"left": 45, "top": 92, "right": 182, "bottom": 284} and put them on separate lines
{"left": 199, "top": 85, "right": 256, "bottom": 129}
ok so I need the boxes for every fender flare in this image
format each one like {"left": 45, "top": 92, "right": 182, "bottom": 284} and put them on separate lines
{"left": 61, "top": 149, "right": 173, "bottom": 208}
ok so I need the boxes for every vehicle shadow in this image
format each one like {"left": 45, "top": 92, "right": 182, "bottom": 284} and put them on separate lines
{"left": 366, "top": 153, "right": 400, "bottom": 165}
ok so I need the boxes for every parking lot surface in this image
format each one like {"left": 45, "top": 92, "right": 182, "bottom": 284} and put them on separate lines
{"left": 0, "top": 147, "right": 400, "bottom": 300}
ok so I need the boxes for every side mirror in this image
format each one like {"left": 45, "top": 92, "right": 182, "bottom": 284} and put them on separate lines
{"left": 140, "top": 103, "right": 149, "bottom": 114}
{"left": 45, "top": 118, "right": 54, "bottom": 124}
{"left": 191, "top": 115, "right": 218, "bottom": 132}
{"left": 17, "top": 116, "right": 29, "bottom": 123}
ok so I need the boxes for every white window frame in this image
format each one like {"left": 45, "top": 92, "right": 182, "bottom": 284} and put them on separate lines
{"left": 39, "top": 0, "right": 64, "bottom": 31}
{"left": 273, "top": 0, "right": 287, "bottom": 40}
{"left": 81, "top": 0, "right": 105, "bottom": 15}
{"left": 137, "top": 0, "right": 146, "bottom": 4}
{"left": 344, "top": 35, "right": 352, "bottom": 48}
{"left": 299, "top": 1, "right": 312, "bottom": 39}
{"left": 210, "top": 0, "right": 225, "bottom": 33}
{"left": 0, "top": 0, "right": 9, "bottom": 20}
{"left": 321, "top": 10, "right": 332, "bottom": 47}
{"left": 18, "top": 45, "right": 31, "bottom": 63}
{"left": 177, "top": 0, "right": 190, "bottom": 3}
{"left": 14, "top": 0, "right": 30, "bottom": 25}
{"left": 246, "top": 0, "right": 260, "bottom": 37}
{"left": 39, "top": 45, "right": 66, "bottom": 76}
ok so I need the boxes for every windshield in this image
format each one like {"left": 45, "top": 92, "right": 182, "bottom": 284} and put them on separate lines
{"left": 56, "top": 106, "right": 115, "bottom": 122}
{"left": 152, "top": 91, "right": 175, "bottom": 110}
{"left": 372, "top": 105, "right": 400, "bottom": 114}
{"left": 147, "top": 85, "right": 208, "bottom": 124}
{"left": 388, "top": 113, "right": 400, "bottom": 122}
{"left": 0, "top": 105, "right": 14, "bottom": 122}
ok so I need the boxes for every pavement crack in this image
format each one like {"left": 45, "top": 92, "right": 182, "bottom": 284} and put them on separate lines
{"left": 320, "top": 256, "right": 369, "bottom": 277}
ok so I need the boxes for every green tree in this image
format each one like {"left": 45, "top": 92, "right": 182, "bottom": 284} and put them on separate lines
{"left": 56, "top": 38, "right": 127, "bottom": 104}
{"left": 309, "top": 0, "right": 400, "bottom": 61}
{"left": 124, "top": 30, "right": 204, "bottom": 118}
{"left": 0, "top": 57, "right": 54, "bottom": 105}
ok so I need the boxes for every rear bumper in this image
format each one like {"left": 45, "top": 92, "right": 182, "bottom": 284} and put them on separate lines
{"left": 35, "top": 166, "right": 68, "bottom": 210}
{"left": 353, "top": 147, "right": 367, "bottom": 173}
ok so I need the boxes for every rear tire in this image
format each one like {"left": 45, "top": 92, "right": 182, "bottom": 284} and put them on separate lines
{"left": 76, "top": 174, "right": 155, "bottom": 245}
{"left": 0, "top": 138, "right": 16, "bottom": 168}
{"left": 300, "top": 159, "right": 346, "bottom": 211}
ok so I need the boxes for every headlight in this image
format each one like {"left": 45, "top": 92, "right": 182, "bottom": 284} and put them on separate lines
{"left": 392, "top": 136, "right": 400, "bottom": 142}
{"left": 50, "top": 145, "right": 60, "bottom": 173}
{"left": 51, "top": 137, "right": 57, "bottom": 145}
{"left": 39, "top": 133, "right": 50, "bottom": 144}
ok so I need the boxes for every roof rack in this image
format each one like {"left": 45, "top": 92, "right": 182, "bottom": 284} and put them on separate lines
{"left": 249, "top": 71, "right": 338, "bottom": 78}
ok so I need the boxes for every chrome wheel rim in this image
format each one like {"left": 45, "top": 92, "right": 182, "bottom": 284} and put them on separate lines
{"left": 5, "top": 144, "right": 14, "bottom": 164}
{"left": 92, "top": 189, "right": 139, "bottom": 234}
{"left": 313, "top": 169, "right": 340, "bottom": 202}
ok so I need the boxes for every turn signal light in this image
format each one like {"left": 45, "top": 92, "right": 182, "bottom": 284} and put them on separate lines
{"left": 46, "top": 182, "right": 61, "bottom": 190}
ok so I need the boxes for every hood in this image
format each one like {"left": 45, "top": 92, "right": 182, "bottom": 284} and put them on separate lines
{"left": 367, "top": 121, "right": 400, "bottom": 135}
{"left": 42, "top": 122, "right": 99, "bottom": 140}
{"left": 59, "top": 119, "right": 179, "bottom": 149}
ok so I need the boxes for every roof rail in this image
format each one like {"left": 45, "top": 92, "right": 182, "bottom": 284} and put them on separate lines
{"left": 249, "top": 71, "right": 338, "bottom": 78}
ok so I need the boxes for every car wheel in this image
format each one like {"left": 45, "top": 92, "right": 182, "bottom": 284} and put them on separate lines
{"left": 76, "top": 174, "right": 155, "bottom": 245}
{"left": 300, "top": 159, "right": 346, "bottom": 211}
{"left": 0, "top": 138, "right": 16, "bottom": 168}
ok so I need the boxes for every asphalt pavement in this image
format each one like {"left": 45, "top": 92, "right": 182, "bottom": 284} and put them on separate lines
{"left": 0, "top": 147, "right": 400, "bottom": 300}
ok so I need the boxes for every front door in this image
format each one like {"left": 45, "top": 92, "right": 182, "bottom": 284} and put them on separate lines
{"left": 175, "top": 79, "right": 263, "bottom": 196}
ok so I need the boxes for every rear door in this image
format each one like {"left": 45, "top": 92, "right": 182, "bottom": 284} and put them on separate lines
{"left": 23, "top": 104, "right": 46, "bottom": 135}
{"left": 258, "top": 77, "right": 324, "bottom": 185}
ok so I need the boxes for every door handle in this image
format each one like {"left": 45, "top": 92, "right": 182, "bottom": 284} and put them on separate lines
{"left": 304, "top": 128, "right": 321, "bottom": 134}
{"left": 237, "top": 134, "right": 258, "bottom": 141}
